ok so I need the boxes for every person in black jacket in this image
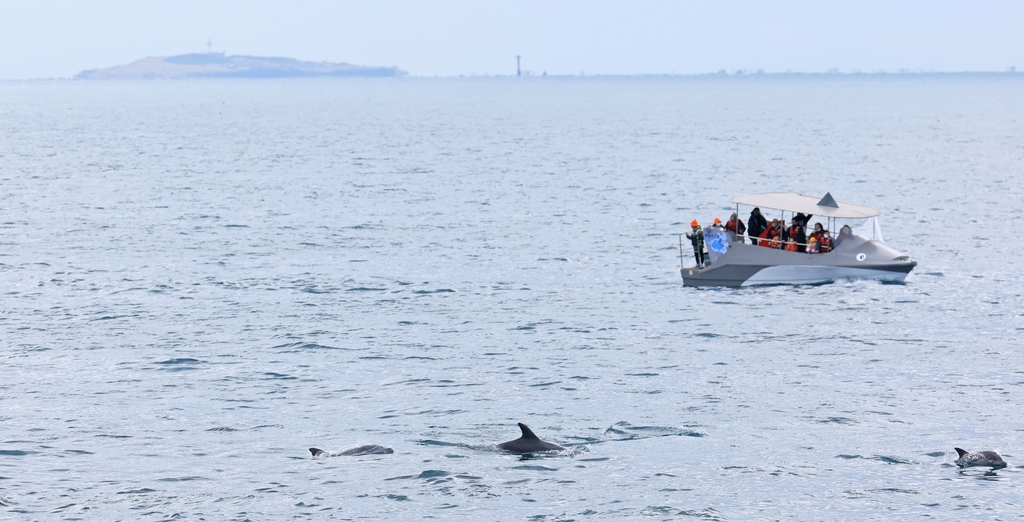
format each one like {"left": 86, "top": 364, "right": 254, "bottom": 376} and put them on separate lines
{"left": 747, "top": 208, "right": 767, "bottom": 245}
{"left": 685, "top": 220, "right": 706, "bottom": 266}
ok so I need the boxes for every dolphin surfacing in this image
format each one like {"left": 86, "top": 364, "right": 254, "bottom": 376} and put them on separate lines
{"left": 310, "top": 445, "right": 393, "bottom": 457}
{"left": 497, "top": 423, "right": 565, "bottom": 454}
{"left": 954, "top": 447, "right": 1007, "bottom": 469}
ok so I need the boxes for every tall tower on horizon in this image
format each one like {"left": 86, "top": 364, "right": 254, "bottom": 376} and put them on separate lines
{"left": 516, "top": 55, "right": 521, "bottom": 76}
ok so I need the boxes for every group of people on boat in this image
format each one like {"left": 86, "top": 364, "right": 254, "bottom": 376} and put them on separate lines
{"left": 685, "top": 207, "right": 857, "bottom": 266}
{"left": 684, "top": 214, "right": 750, "bottom": 266}
{"left": 743, "top": 207, "right": 855, "bottom": 252}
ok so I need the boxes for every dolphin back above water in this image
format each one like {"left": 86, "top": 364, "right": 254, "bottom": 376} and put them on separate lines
{"left": 310, "top": 445, "right": 394, "bottom": 457}
{"left": 954, "top": 447, "right": 1007, "bottom": 468}
{"left": 497, "top": 423, "right": 566, "bottom": 453}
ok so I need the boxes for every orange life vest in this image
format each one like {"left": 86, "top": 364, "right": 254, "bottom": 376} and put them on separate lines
{"left": 819, "top": 236, "right": 833, "bottom": 253}
{"left": 784, "top": 241, "right": 799, "bottom": 252}
{"left": 759, "top": 227, "right": 780, "bottom": 248}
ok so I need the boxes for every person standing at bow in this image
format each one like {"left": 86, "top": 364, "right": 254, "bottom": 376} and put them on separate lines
{"left": 685, "top": 220, "right": 705, "bottom": 267}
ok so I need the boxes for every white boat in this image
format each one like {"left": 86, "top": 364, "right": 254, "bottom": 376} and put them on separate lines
{"left": 679, "top": 192, "right": 917, "bottom": 287}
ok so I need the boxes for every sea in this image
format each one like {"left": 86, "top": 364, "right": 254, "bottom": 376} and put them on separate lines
{"left": 2, "top": 74, "right": 1023, "bottom": 521}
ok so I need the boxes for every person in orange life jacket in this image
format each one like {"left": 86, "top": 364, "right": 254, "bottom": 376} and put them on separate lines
{"left": 758, "top": 219, "right": 781, "bottom": 247}
{"left": 809, "top": 222, "right": 824, "bottom": 242}
{"left": 787, "top": 221, "right": 807, "bottom": 253}
{"left": 790, "top": 214, "right": 811, "bottom": 250}
{"left": 757, "top": 228, "right": 770, "bottom": 247}
{"left": 783, "top": 237, "right": 799, "bottom": 252}
{"left": 724, "top": 212, "right": 746, "bottom": 236}
{"left": 819, "top": 230, "right": 833, "bottom": 253}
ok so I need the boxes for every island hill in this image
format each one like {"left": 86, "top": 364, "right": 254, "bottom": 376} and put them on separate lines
{"left": 76, "top": 52, "right": 406, "bottom": 80}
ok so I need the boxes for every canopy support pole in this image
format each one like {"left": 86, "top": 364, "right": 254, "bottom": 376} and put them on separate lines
{"left": 737, "top": 202, "right": 745, "bottom": 241}
{"left": 678, "top": 233, "right": 685, "bottom": 271}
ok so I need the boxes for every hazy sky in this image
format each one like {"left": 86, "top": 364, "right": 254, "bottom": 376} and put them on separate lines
{"left": 2, "top": 0, "right": 1021, "bottom": 79}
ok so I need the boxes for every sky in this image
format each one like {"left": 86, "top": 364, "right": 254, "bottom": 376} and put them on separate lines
{"left": 1, "top": 0, "right": 1021, "bottom": 79}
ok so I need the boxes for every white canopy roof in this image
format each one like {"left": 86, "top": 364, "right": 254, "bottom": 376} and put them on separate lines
{"left": 730, "top": 192, "right": 881, "bottom": 219}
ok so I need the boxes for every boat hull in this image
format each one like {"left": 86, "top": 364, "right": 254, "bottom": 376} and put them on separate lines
{"left": 681, "top": 236, "right": 916, "bottom": 287}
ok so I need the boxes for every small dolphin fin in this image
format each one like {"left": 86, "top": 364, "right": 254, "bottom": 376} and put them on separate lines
{"left": 310, "top": 447, "right": 325, "bottom": 457}
{"left": 518, "top": 423, "right": 540, "bottom": 440}
{"left": 954, "top": 447, "right": 968, "bottom": 458}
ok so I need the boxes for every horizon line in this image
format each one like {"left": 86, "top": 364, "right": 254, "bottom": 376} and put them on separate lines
{"left": 4, "top": 68, "right": 1022, "bottom": 82}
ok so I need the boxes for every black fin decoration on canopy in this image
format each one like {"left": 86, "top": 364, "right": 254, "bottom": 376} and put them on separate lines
{"left": 817, "top": 192, "right": 839, "bottom": 208}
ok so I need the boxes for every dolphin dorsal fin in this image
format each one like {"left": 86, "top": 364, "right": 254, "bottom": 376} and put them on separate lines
{"left": 954, "top": 447, "right": 968, "bottom": 458}
{"left": 518, "top": 423, "right": 540, "bottom": 440}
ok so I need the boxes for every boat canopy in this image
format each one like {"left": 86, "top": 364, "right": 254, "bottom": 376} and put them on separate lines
{"left": 729, "top": 192, "right": 880, "bottom": 219}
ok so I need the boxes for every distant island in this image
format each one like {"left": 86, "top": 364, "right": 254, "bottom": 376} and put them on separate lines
{"left": 76, "top": 53, "right": 406, "bottom": 80}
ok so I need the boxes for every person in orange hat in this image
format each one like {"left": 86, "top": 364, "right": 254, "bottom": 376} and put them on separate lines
{"left": 712, "top": 217, "right": 724, "bottom": 229}
{"left": 685, "top": 220, "right": 705, "bottom": 266}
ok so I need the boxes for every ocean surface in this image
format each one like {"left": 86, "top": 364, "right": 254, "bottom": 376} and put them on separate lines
{"left": 2, "top": 74, "right": 1023, "bottom": 520}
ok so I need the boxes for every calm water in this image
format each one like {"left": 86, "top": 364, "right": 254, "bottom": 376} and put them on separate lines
{"left": 2, "top": 75, "right": 1023, "bottom": 520}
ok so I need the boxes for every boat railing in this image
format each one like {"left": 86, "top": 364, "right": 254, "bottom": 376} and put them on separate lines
{"left": 677, "top": 233, "right": 700, "bottom": 269}
{"left": 677, "top": 230, "right": 850, "bottom": 270}
{"left": 745, "top": 235, "right": 837, "bottom": 252}
{"left": 749, "top": 233, "right": 868, "bottom": 250}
